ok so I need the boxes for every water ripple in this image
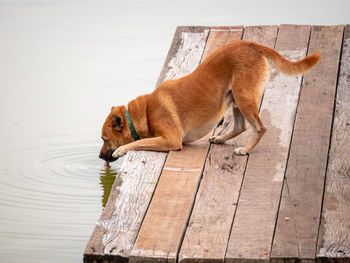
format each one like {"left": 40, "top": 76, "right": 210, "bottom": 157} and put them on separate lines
{"left": 0, "top": 135, "right": 123, "bottom": 263}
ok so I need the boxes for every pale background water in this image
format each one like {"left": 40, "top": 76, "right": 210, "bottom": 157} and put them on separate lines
{"left": 0, "top": 0, "right": 349, "bottom": 262}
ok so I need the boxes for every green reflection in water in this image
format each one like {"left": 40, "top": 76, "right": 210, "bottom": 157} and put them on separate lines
{"left": 99, "top": 167, "right": 117, "bottom": 208}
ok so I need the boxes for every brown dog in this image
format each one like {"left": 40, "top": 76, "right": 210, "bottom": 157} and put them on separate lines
{"left": 99, "top": 40, "right": 320, "bottom": 164}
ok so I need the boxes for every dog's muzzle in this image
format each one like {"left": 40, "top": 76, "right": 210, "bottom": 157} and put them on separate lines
{"left": 99, "top": 149, "right": 117, "bottom": 162}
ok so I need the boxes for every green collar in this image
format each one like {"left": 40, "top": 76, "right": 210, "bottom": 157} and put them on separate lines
{"left": 125, "top": 108, "right": 140, "bottom": 141}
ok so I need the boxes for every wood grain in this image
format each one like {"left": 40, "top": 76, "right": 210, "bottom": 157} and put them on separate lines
{"left": 243, "top": 25, "right": 278, "bottom": 47}
{"left": 270, "top": 25, "right": 344, "bottom": 261}
{"left": 178, "top": 26, "right": 243, "bottom": 263}
{"left": 129, "top": 28, "right": 210, "bottom": 263}
{"left": 83, "top": 26, "right": 209, "bottom": 263}
{"left": 225, "top": 24, "right": 311, "bottom": 263}
{"left": 84, "top": 172, "right": 124, "bottom": 263}
{"left": 157, "top": 26, "right": 210, "bottom": 86}
{"left": 129, "top": 138, "right": 210, "bottom": 263}
{"left": 201, "top": 26, "right": 242, "bottom": 60}
{"left": 84, "top": 151, "right": 167, "bottom": 263}
{"left": 317, "top": 24, "right": 350, "bottom": 260}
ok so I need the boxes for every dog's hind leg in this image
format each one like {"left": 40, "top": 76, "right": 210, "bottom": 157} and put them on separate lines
{"left": 231, "top": 73, "right": 268, "bottom": 155}
{"left": 208, "top": 106, "right": 247, "bottom": 144}
{"left": 233, "top": 108, "right": 266, "bottom": 155}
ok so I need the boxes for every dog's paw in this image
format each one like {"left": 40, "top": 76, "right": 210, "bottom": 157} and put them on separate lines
{"left": 233, "top": 147, "right": 249, "bottom": 156}
{"left": 209, "top": 136, "right": 225, "bottom": 144}
{"left": 112, "top": 146, "right": 128, "bottom": 158}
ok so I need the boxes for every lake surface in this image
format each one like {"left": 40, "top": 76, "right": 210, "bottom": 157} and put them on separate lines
{"left": 0, "top": 0, "right": 348, "bottom": 262}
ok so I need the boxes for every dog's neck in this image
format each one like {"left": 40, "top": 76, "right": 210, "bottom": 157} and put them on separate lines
{"left": 125, "top": 107, "right": 140, "bottom": 141}
{"left": 127, "top": 95, "right": 151, "bottom": 139}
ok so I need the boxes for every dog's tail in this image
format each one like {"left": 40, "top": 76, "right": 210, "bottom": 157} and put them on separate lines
{"left": 256, "top": 44, "right": 321, "bottom": 75}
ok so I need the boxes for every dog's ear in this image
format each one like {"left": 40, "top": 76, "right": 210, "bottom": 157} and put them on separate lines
{"left": 111, "top": 114, "right": 124, "bottom": 131}
{"left": 111, "top": 106, "right": 116, "bottom": 111}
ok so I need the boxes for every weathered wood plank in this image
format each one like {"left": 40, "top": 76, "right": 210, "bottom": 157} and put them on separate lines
{"left": 270, "top": 25, "right": 344, "bottom": 261}
{"left": 178, "top": 26, "right": 243, "bottom": 263}
{"left": 84, "top": 172, "right": 123, "bottom": 263}
{"left": 225, "top": 26, "right": 245, "bottom": 44}
{"left": 128, "top": 27, "right": 210, "bottom": 263}
{"left": 157, "top": 26, "right": 210, "bottom": 86}
{"left": 84, "top": 151, "right": 167, "bottom": 263}
{"left": 201, "top": 27, "right": 242, "bottom": 60}
{"left": 83, "top": 26, "right": 209, "bottom": 263}
{"left": 129, "top": 139, "right": 209, "bottom": 263}
{"left": 317, "top": 24, "right": 350, "bottom": 260}
{"left": 201, "top": 27, "right": 230, "bottom": 60}
{"left": 243, "top": 25, "right": 278, "bottom": 48}
{"left": 225, "top": 25, "right": 313, "bottom": 262}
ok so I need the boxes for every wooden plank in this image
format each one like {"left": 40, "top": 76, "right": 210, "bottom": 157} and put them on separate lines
{"left": 317, "top": 24, "right": 350, "bottom": 260}
{"left": 156, "top": 26, "right": 210, "bottom": 86}
{"left": 270, "top": 25, "right": 344, "bottom": 261}
{"left": 243, "top": 25, "right": 278, "bottom": 48}
{"left": 128, "top": 27, "right": 210, "bottom": 263}
{"left": 178, "top": 26, "right": 243, "bottom": 263}
{"left": 225, "top": 25, "right": 313, "bottom": 262}
{"left": 201, "top": 26, "right": 242, "bottom": 60}
{"left": 129, "top": 139, "right": 209, "bottom": 263}
{"left": 83, "top": 26, "right": 209, "bottom": 263}
{"left": 202, "top": 27, "right": 230, "bottom": 60}
{"left": 84, "top": 151, "right": 167, "bottom": 263}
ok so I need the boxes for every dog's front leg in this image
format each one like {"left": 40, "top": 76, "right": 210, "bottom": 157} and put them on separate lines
{"left": 112, "top": 136, "right": 182, "bottom": 158}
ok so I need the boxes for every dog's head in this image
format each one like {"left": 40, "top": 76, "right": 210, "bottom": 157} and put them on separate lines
{"left": 99, "top": 106, "right": 133, "bottom": 163}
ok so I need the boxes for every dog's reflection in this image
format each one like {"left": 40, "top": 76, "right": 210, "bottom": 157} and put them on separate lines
{"left": 99, "top": 167, "right": 117, "bottom": 208}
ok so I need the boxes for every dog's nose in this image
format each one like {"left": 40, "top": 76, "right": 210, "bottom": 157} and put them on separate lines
{"left": 99, "top": 150, "right": 116, "bottom": 162}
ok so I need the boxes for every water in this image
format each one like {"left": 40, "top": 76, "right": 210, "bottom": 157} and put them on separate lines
{"left": 0, "top": 0, "right": 348, "bottom": 262}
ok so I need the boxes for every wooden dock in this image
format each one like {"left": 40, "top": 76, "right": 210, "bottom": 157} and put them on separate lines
{"left": 84, "top": 25, "right": 350, "bottom": 263}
